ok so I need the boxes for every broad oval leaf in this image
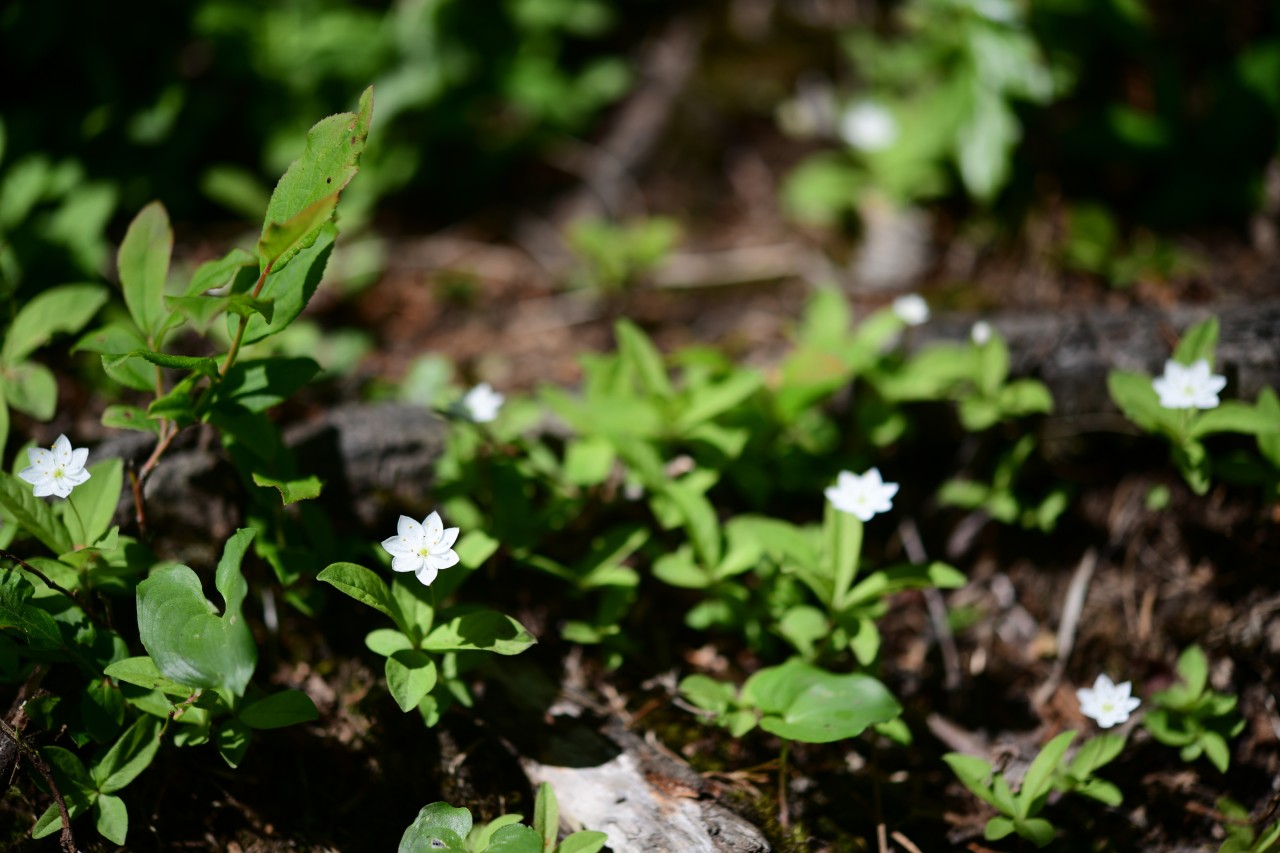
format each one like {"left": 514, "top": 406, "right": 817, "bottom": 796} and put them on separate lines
{"left": 398, "top": 802, "right": 473, "bottom": 853}
{"left": 743, "top": 659, "right": 901, "bottom": 743}
{"left": 317, "top": 562, "right": 400, "bottom": 628}
{"left": 239, "top": 689, "right": 319, "bottom": 730}
{"left": 117, "top": 201, "right": 173, "bottom": 339}
{"left": 2, "top": 283, "right": 109, "bottom": 364}
{"left": 421, "top": 611, "right": 536, "bottom": 655}
{"left": 386, "top": 651, "right": 438, "bottom": 712}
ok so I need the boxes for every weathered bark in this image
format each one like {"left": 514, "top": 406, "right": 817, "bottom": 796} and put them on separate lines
{"left": 916, "top": 300, "right": 1280, "bottom": 416}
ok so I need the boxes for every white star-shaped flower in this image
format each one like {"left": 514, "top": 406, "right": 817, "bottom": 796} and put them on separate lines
{"left": 824, "top": 468, "right": 899, "bottom": 521}
{"left": 1152, "top": 359, "right": 1226, "bottom": 410}
{"left": 971, "top": 321, "right": 992, "bottom": 345}
{"left": 839, "top": 101, "right": 898, "bottom": 152}
{"left": 462, "top": 383, "right": 504, "bottom": 423}
{"left": 892, "top": 294, "right": 930, "bottom": 326}
{"left": 18, "top": 434, "right": 91, "bottom": 499}
{"left": 381, "top": 511, "right": 460, "bottom": 586}
{"left": 1077, "top": 674, "right": 1141, "bottom": 729}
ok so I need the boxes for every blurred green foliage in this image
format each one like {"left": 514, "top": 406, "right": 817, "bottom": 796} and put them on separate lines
{"left": 0, "top": 0, "right": 656, "bottom": 292}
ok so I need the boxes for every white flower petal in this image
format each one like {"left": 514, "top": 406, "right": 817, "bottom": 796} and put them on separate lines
{"left": 70, "top": 447, "right": 89, "bottom": 470}
{"left": 17, "top": 467, "right": 40, "bottom": 486}
{"left": 52, "top": 435, "right": 73, "bottom": 466}
{"left": 391, "top": 553, "right": 425, "bottom": 574}
{"left": 382, "top": 535, "right": 414, "bottom": 557}
{"left": 414, "top": 564, "right": 440, "bottom": 586}
{"left": 427, "top": 549, "right": 460, "bottom": 571}
{"left": 28, "top": 447, "right": 52, "bottom": 472}
{"left": 397, "top": 515, "right": 423, "bottom": 541}
{"left": 423, "top": 511, "right": 444, "bottom": 545}
{"left": 64, "top": 469, "right": 91, "bottom": 486}
{"left": 438, "top": 527, "right": 460, "bottom": 551}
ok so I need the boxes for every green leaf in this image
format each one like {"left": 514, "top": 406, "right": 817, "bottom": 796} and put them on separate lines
{"left": 1201, "top": 730, "right": 1231, "bottom": 772}
{"left": 184, "top": 246, "right": 256, "bottom": 296}
{"left": 103, "top": 656, "right": 195, "bottom": 697}
{"left": 1017, "top": 817, "right": 1056, "bottom": 847}
{"left": 775, "top": 605, "right": 829, "bottom": 659}
{"left": 825, "top": 503, "right": 862, "bottom": 610}
{"left": 239, "top": 227, "right": 335, "bottom": 345}
{"left": 1173, "top": 317, "right": 1219, "bottom": 366}
{"left": 485, "top": 824, "right": 544, "bottom": 853}
{"left": 615, "top": 319, "right": 673, "bottom": 398}
{"left": 365, "top": 628, "right": 413, "bottom": 657}
{"left": 1189, "top": 401, "right": 1279, "bottom": 439}
{"left": 0, "top": 470, "right": 73, "bottom": 554}
{"left": 2, "top": 362, "right": 57, "bottom": 419}
{"left": 259, "top": 193, "right": 340, "bottom": 272}
{"left": 117, "top": 202, "right": 173, "bottom": 339}
{"left": 101, "top": 404, "right": 160, "bottom": 435}
{"left": 983, "top": 816, "right": 1016, "bottom": 841}
{"left": 662, "top": 479, "right": 722, "bottom": 569}
{"left": 214, "top": 357, "right": 319, "bottom": 413}
{"left": 2, "top": 283, "right": 109, "bottom": 364}
{"left": 94, "top": 793, "right": 128, "bottom": 845}
{"left": 534, "top": 782, "right": 559, "bottom": 851}
{"left": 468, "top": 814, "right": 525, "bottom": 852}
{"left": 251, "top": 472, "right": 323, "bottom": 505}
{"left": 1076, "top": 778, "right": 1123, "bottom": 806}
{"left": 678, "top": 674, "right": 736, "bottom": 715}
{"left": 742, "top": 659, "right": 901, "bottom": 743}
{"left": 563, "top": 436, "right": 615, "bottom": 486}
{"left": 217, "top": 717, "right": 251, "bottom": 768}
{"left": 239, "top": 690, "right": 319, "bottom": 729}
{"left": 1174, "top": 645, "right": 1209, "bottom": 699}
{"left": 944, "top": 754, "right": 996, "bottom": 807}
{"left": 65, "top": 457, "right": 122, "bottom": 546}
{"left": 1070, "top": 734, "right": 1126, "bottom": 778}
{"left": 998, "top": 379, "right": 1054, "bottom": 417}
{"left": 398, "top": 803, "right": 473, "bottom": 853}
{"left": 136, "top": 529, "right": 258, "bottom": 697}
{"left": 386, "top": 651, "right": 438, "bottom": 712}
{"left": 421, "top": 611, "right": 536, "bottom": 655}
{"left": 260, "top": 86, "right": 372, "bottom": 274}
{"left": 91, "top": 715, "right": 161, "bottom": 793}
{"left": 558, "top": 831, "right": 609, "bottom": 853}
{"left": 1107, "top": 370, "right": 1170, "bottom": 433}
{"left": 455, "top": 529, "right": 499, "bottom": 569}
{"left": 135, "top": 349, "right": 220, "bottom": 376}
{"left": 843, "top": 561, "right": 966, "bottom": 607}
{"left": 75, "top": 324, "right": 153, "bottom": 391}
{"left": 652, "top": 546, "right": 710, "bottom": 589}
{"left": 164, "top": 294, "right": 273, "bottom": 334}
{"left": 1020, "top": 731, "right": 1075, "bottom": 809}
{"left": 0, "top": 569, "right": 63, "bottom": 650}
{"left": 675, "top": 371, "right": 763, "bottom": 431}
{"left": 318, "top": 562, "right": 401, "bottom": 628}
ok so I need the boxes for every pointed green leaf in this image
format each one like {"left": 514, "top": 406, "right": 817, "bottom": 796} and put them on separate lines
{"left": 117, "top": 202, "right": 173, "bottom": 339}
{"left": 421, "top": 610, "right": 536, "bottom": 655}
{"left": 485, "top": 824, "right": 543, "bottom": 853}
{"left": 1173, "top": 317, "right": 1219, "bottom": 366}
{"left": 239, "top": 690, "right": 319, "bottom": 729}
{"left": 0, "top": 568, "right": 63, "bottom": 650}
{"left": 91, "top": 715, "right": 161, "bottom": 793}
{"left": 534, "top": 782, "right": 559, "bottom": 851}
{"left": 213, "top": 357, "right": 319, "bottom": 413}
{"left": 259, "top": 86, "right": 373, "bottom": 273}
{"left": 104, "top": 656, "right": 196, "bottom": 697}
{"left": 2, "top": 283, "right": 109, "bottom": 364}
{"left": 615, "top": 319, "right": 673, "bottom": 398}
{"left": 318, "top": 562, "right": 401, "bottom": 628}
{"left": 75, "top": 324, "right": 154, "bottom": 391}
{"left": 94, "top": 793, "right": 128, "bottom": 845}
{"left": 101, "top": 404, "right": 161, "bottom": 435}
{"left": 1020, "top": 731, "right": 1075, "bottom": 808}
{"left": 386, "top": 650, "right": 438, "bottom": 712}
{"left": 559, "top": 831, "right": 610, "bottom": 853}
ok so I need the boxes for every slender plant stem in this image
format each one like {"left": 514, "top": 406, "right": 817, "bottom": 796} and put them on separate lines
{"left": 0, "top": 550, "right": 108, "bottom": 630}
{"left": 219, "top": 263, "right": 272, "bottom": 378}
{"left": 0, "top": 716, "right": 78, "bottom": 852}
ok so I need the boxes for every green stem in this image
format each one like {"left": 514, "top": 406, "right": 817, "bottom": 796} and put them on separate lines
{"left": 219, "top": 262, "right": 272, "bottom": 378}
